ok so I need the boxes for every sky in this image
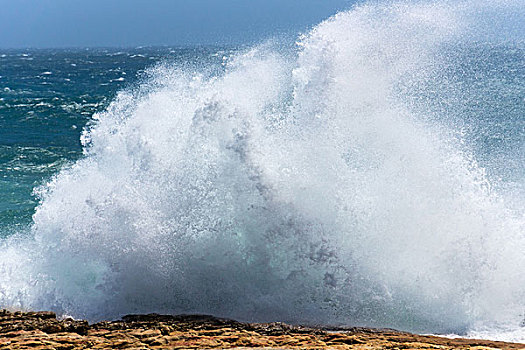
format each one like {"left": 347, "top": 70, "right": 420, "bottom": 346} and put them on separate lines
{"left": 0, "top": 0, "right": 356, "bottom": 48}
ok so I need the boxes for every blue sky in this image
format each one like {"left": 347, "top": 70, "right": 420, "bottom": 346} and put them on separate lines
{"left": 0, "top": 0, "right": 356, "bottom": 48}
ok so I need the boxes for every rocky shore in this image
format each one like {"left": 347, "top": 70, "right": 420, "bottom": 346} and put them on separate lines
{"left": 0, "top": 310, "right": 523, "bottom": 349}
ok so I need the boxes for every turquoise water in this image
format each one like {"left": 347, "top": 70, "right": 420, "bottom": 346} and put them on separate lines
{"left": 1, "top": 45, "right": 522, "bottom": 232}
{"left": 0, "top": 47, "right": 227, "bottom": 232}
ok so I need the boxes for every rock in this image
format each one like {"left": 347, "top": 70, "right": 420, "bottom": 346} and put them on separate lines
{"left": 0, "top": 309, "right": 523, "bottom": 349}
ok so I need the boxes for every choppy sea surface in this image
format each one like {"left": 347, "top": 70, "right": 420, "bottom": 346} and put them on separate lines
{"left": 0, "top": 47, "right": 228, "bottom": 233}
{"left": 0, "top": 0, "right": 524, "bottom": 343}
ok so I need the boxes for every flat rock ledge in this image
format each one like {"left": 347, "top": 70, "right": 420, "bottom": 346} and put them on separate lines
{"left": 0, "top": 310, "right": 523, "bottom": 349}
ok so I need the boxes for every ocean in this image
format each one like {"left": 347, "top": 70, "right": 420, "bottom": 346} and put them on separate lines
{"left": 0, "top": 47, "right": 228, "bottom": 234}
{"left": 0, "top": 0, "right": 524, "bottom": 343}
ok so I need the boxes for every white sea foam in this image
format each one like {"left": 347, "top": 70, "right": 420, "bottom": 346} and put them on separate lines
{"left": 0, "top": 0, "right": 523, "bottom": 341}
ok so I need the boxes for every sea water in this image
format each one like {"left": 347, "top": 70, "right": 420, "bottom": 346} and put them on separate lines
{"left": 0, "top": 0, "right": 524, "bottom": 343}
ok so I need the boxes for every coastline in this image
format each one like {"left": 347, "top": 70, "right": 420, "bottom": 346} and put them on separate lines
{"left": 0, "top": 310, "right": 523, "bottom": 349}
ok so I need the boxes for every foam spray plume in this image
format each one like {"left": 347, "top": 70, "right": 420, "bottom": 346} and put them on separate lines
{"left": 1, "top": 0, "right": 524, "bottom": 341}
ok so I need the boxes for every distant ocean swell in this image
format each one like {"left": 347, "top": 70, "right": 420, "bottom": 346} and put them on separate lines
{"left": 1, "top": 0, "right": 524, "bottom": 342}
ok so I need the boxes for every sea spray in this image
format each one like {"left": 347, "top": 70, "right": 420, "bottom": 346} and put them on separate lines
{"left": 0, "top": 0, "right": 523, "bottom": 340}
